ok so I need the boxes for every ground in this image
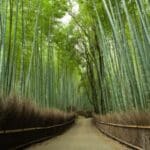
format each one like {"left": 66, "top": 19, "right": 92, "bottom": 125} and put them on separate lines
{"left": 26, "top": 117, "right": 129, "bottom": 150}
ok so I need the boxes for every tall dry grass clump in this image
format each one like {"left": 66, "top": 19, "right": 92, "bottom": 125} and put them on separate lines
{"left": 94, "top": 111, "right": 150, "bottom": 148}
{"left": 94, "top": 111, "right": 150, "bottom": 125}
{"left": 0, "top": 95, "right": 75, "bottom": 130}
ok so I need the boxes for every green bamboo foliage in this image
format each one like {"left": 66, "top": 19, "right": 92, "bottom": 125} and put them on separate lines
{"left": 0, "top": 0, "right": 149, "bottom": 113}
{"left": 70, "top": 0, "right": 150, "bottom": 113}
{"left": 89, "top": 0, "right": 150, "bottom": 113}
{"left": 0, "top": 0, "right": 81, "bottom": 110}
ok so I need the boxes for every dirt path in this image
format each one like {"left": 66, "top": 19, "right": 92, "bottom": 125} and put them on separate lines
{"left": 26, "top": 117, "right": 129, "bottom": 150}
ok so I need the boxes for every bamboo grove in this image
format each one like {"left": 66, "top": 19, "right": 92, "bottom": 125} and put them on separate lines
{"left": 0, "top": 0, "right": 150, "bottom": 114}
{"left": 76, "top": 0, "right": 150, "bottom": 114}
{"left": 0, "top": 0, "right": 82, "bottom": 110}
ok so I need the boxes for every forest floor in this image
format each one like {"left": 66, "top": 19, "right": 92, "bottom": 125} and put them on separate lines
{"left": 26, "top": 117, "right": 129, "bottom": 150}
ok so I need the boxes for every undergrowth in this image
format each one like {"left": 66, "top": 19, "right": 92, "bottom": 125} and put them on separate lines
{"left": 94, "top": 111, "right": 150, "bottom": 125}
{"left": 0, "top": 95, "right": 75, "bottom": 130}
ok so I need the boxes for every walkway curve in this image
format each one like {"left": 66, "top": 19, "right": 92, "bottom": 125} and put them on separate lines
{"left": 26, "top": 117, "right": 129, "bottom": 150}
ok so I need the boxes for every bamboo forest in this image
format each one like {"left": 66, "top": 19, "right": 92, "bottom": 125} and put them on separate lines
{"left": 0, "top": 0, "right": 150, "bottom": 149}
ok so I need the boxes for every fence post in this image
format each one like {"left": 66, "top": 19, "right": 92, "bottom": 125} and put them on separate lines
{"left": 142, "top": 133, "right": 150, "bottom": 150}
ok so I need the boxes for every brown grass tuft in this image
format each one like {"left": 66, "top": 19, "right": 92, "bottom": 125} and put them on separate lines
{"left": 95, "top": 111, "right": 150, "bottom": 125}
{"left": 0, "top": 95, "right": 75, "bottom": 130}
{"left": 94, "top": 111, "right": 150, "bottom": 148}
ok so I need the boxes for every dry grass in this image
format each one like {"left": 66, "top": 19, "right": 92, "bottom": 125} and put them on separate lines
{"left": 93, "top": 111, "right": 150, "bottom": 148}
{"left": 0, "top": 95, "right": 75, "bottom": 130}
{"left": 77, "top": 110, "right": 93, "bottom": 118}
{"left": 94, "top": 111, "right": 150, "bottom": 125}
